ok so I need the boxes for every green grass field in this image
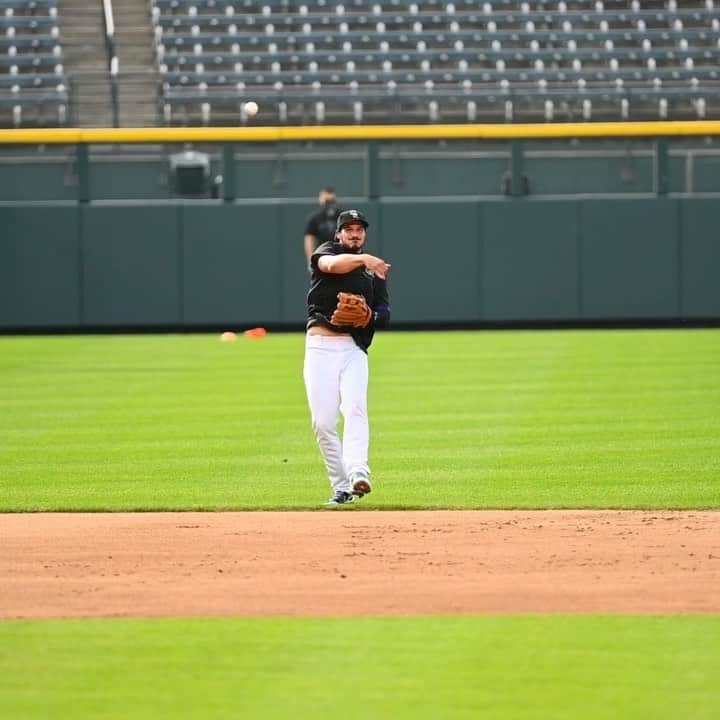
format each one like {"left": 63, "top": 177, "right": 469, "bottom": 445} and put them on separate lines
{"left": 1, "top": 329, "right": 718, "bottom": 510}
{"left": 1, "top": 329, "right": 718, "bottom": 719}
{"left": 1, "top": 616, "right": 719, "bottom": 720}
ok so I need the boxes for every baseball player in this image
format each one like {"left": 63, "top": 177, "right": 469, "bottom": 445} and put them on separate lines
{"left": 303, "top": 187, "right": 343, "bottom": 267}
{"left": 304, "top": 209, "right": 391, "bottom": 506}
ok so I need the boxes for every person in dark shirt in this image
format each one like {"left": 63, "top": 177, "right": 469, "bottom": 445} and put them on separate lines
{"left": 303, "top": 187, "right": 342, "bottom": 267}
{"left": 304, "top": 209, "right": 391, "bottom": 506}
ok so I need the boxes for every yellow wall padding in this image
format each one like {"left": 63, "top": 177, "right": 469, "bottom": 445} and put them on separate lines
{"left": 1, "top": 121, "right": 720, "bottom": 145}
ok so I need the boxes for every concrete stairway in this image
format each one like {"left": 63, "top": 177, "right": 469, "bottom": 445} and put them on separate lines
{"left": 57, "top": 0, "right": 113, "bottom": 126}
{"left": 57, "top": 0, "right": 159, "bottom": 127}
{"left": 110, "top": 0, "right": 160, "bottom": 126}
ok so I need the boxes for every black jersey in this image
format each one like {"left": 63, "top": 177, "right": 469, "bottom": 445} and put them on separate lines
{"left": 304, "top": 204, "right": 342, "bottom": 248}
{"left": 307, "top": 241, "right": 390, "bottom": 353}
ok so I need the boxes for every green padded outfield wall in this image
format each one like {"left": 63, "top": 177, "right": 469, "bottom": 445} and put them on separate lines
{"left": 580, "top": 199, "right": 680, "bottom": 319}
{"left": 381, "top": 200, "right": 481, "bottom": 322}
{"left": 481, "top": 201, "right": 581, "bottom": 321}
{"left": 181, "top": 204, "right": 282, "bottom": 325}
{"left": 0, "top": 205, "right": 80, "bottom": 327}
{"left": 82, "top": 205, "right": 182, "bottom": 326}
{"left": 279, "top": 202, "right": 321, "bottom": 324}
{"left": 1, "top": 198, "right": 719, "bottom": 328}
{"left": 679, "top": 199, "right": 720, "bottom": 318}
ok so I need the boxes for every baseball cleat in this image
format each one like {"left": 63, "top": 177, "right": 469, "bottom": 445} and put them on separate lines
{"left": 352, "top": 478, "right": 372, "bottom": 497}
{"left": 324, "top": 491, "right": 355, "bottom": 507}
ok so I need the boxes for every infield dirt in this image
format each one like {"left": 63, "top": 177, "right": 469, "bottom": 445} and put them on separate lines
{"left": 2, "top": 510, "right": 719, "bottom": 619}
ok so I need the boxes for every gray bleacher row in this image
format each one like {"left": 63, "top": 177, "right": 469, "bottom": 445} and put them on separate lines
{"left": 163, "top": 85, "right": 718, "bottom": 117}
{"left": 164, "top": 82, "right": 719, "bottom": 97}
{"left": 153, "top": 6, "right": 715, "bottom": 19}
{"left": 0, "top": 33, "right": 58, "bottom": 48}
{"left": 0, "top": 91, "right": 63, "bottom": 124}
{"left": 0, "top": 72, "right": 63, "bottom": 86}
{"left": 162, "top": 88, "right": 717, "bottom": 126}
{"left": 0, "top": 0, "right": 65, "bottom": 127}
{"left": 0, "top": 0, "right": 54, "bottom": 8}
{"left": 153, "top": 9, "right": 718, "bottom": 33}
{"left": 156, "top": 27, "right": 718, "bottom": 51}
{"left": 162, "top": 65, "right": 720, "bottom": 85}
{"left": 153, "top": 0, "right": 677, "bottom": 10}
{"left": 0, "top": 15, "right": 55, "bottom": 28}
{"left": 162, "top": 83, "right": 718, "bottom": 115}
{"left": 159, "top": 95, "right": 720, "bottom": 127}
{"left": 0, "top": 51, "right": 59, "bottom": 67}
{"left": 158, "top": 46, "right": 720, "bottom": 69}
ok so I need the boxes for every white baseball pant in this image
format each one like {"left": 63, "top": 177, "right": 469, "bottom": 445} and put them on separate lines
{"left": 303, "top": 334, "right": 370, "bottom": 493}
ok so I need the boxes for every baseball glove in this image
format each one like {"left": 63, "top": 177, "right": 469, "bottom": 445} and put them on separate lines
{"left": 330, "top": 292, "right": 372, "bottom": 328}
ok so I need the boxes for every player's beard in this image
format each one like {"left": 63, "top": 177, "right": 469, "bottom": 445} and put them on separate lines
{"left": 341, "top": 235, "right": 366, "bottom": 252}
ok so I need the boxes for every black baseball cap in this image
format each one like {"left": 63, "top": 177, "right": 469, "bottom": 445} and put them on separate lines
{"left": 336, "top": 209, "right": 369, "bottom": 230}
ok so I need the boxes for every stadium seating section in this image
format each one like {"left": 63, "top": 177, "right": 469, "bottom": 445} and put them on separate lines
{"left": 152, "top": 0, "right": 720, "bottom": 125}
{"left": 0, "top": 0, "right": 67, "bottom": 127}
{"left": 1, "top": 1, "right": 718, "bottom": 127}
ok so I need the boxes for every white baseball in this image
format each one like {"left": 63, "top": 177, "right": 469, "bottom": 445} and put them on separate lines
{"left": 244, "top": 101, "right": 259, "bottom": 117}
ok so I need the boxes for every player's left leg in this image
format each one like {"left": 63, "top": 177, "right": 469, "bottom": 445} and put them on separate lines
{"left": 339, "top": 345, "right": 371, "bottom": 495}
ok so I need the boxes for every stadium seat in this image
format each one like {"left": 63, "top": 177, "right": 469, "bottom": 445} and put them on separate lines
{"left": 0, "top": 0, "right": 67, "bottom": 127}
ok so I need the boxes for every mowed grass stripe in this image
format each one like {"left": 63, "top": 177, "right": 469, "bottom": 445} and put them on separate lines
{"left": 0, "top": 615, "right": 718, "bottom": 720}
{"left": 1, "top": 329, "right": 718, "bottom": 511}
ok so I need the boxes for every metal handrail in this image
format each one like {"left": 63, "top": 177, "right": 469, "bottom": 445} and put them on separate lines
{"left": 102, "top": 0, "right": 119, "bottom": 127}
